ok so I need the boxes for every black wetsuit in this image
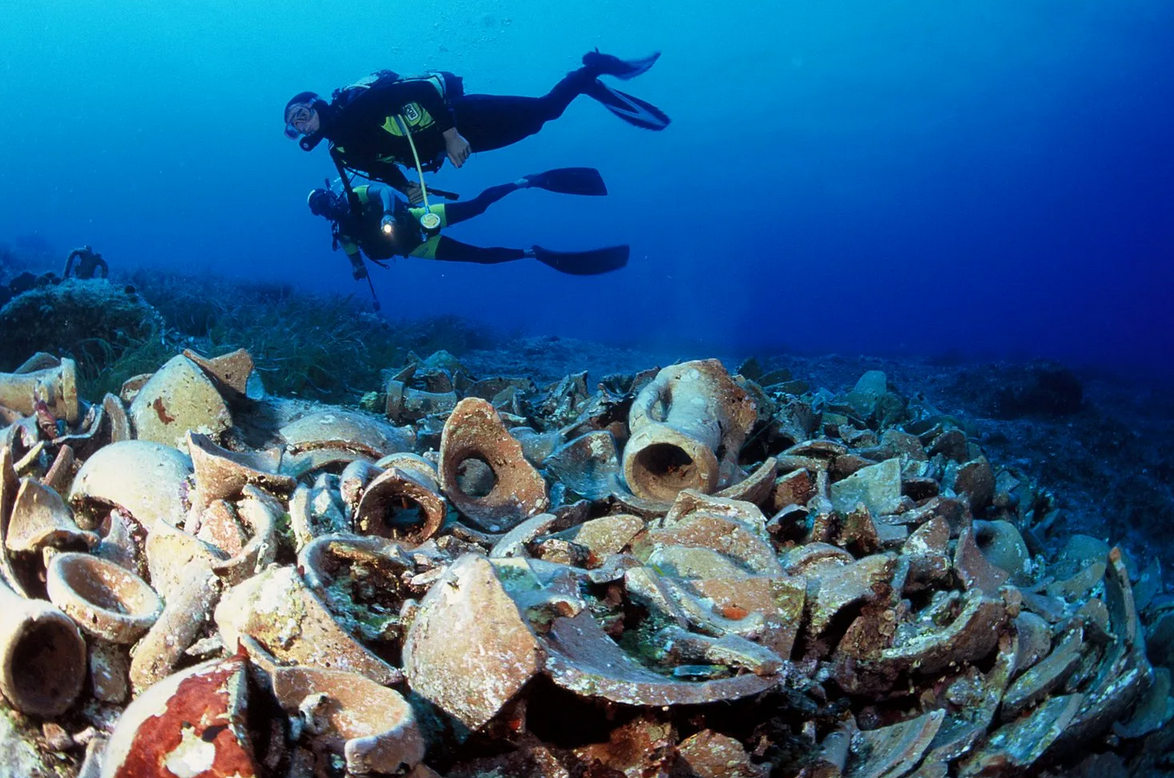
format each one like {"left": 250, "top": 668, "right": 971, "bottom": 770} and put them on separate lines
{"left": 334, "top": 183, "right": 528, "bottom": 269}
{"left": 321, "top": 68, "right": 598, "bottom": 190}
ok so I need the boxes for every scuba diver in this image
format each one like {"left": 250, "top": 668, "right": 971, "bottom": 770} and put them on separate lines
{"left": 63, "top": 246, "right": 108, "bottom": 279}
{"left": 306, "top": 167, "right": 628, "bottom": 290}
{"left": 284, "top": 50, "right": 669, "bottom": 202}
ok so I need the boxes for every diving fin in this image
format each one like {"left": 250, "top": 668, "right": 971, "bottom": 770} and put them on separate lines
{"left": 582, "top": 50, "right": 661, "bottom": 80}
{"left": 532, "top": 244, "right": 630, "bottom": 275}
{"left": 584, "top": 81, "right": 671, "bottom": 131}
{"left": 522, "top": 167, "right": 608, "bottom": 196}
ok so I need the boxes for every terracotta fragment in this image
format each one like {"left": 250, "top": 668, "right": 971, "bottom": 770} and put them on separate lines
{"left": 355, "top": 453, "right": 446, "bottom": 545}
{"left": 829, "top": 458, "right": 903, "bottom": 516}
{"left": 0, "top": 579, "right": 87, "bottom": 716}
{"left": 69, "top": 440, "right": 193, "bottom": 529}
{"left": 129, "top": 562, "right": 221, "bottom": 693}
{"left": 100, "top": 652, "right": 259, "bottom": 778}
{"left": 623, "top": 360, "right": 757, "bottom": 505}
{"left": 45, "top": 552, "right": 162, "bottom": 644}
{"left": 685, "top": 574, "right": 805, "bottom": 659}
{"left": 639, "top": 512, "right": 782, "bottom": 577}
{"left": 844, "top": 709, "right": 945, "bottom": 778}
{"left": 716, "top": 457, "right": 779, "bottom": 506}
{"left": 677, "top": 730, "right": 769, "bottom": 778}
{"left": 298, "top": 534, "right": 415, "bottom": 645}
{"left": 280, "top": 408, "right": 415, "bottom": 472}
{"left": 182, "top": 347, "right": 256, "bottom": 398}
{"left": 439, "top": 398, "right": 549, "bottom": 533}
{"left": 273, "top": 665, "right": 425, "bottom": 775}
{"left": 806, "top": 554, "right": 896, "bottom": 636}
{"left": 186, "top": 431, "right": 294, "bottom": 512}
{"left": 543, "top": 430, "right": 623, "bottom": 500}
{"left": 128, "top": 354, "right": 233, "bottom": 448}
{"left": 215, "top": 565, "right": 401, "bottom": 685}
{"left": 403, "top": 553, "right": 544, "bottom": 730}
{"left": 6, "top": 477, "right": 99, "bottom": 555}
{"left": 0, "top": 358, "right": 79, "bottom": 424}
{"left": 543, "top": 610, "right": 777, "bottom": 706}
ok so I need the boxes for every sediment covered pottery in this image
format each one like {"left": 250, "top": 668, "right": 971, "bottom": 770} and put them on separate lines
{"left": 622, "top": 359, "right": 756, "bottom": 505}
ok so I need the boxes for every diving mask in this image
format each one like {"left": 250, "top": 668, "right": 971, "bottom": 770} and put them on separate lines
{"left": 284, "top": 104, "right": 317, "bottom": 140}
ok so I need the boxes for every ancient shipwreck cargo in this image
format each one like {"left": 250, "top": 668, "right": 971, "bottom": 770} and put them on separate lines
{"left": 0, "top": 348, "right": 1169, "bottom": 777}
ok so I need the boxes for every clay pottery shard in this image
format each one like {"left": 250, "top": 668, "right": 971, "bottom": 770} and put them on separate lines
{"left": 853, "top": 590, "right": 1008, "bottom": 678}
{"left": 622, "top": 359, "right": 757, "bottom": 506}
{"left": 209, "top": 485, "right": 280, "bottom": 586}
{"left": 550, "top": 514, "right": 646, "bottom": 562}
{"left": 298, "top": 533, "right": 414, "bottom": 645}
{"left": 280, "top": 408, "right": 416, "bottom": 461}
{"left": 43, "top": 443, "right": 76, "bottom": 495}
{"left": 119, "top": 372, "right": 153, "bottom": 404}
{"left": 971, "top": 519, "right": 1032, "bottom": 585}
{"left": 12, "top": 352, "right": 62, "bottom": 374}
{"left": 214, "top": 565, "right": 401, "bottom": 686}
{"left": 805, "top": 554, "right": 897, "bottom": 637}
{"left": 943, "top": 457, "right": 996, "bottom": 512}
{"left": 0, "top": 358, "right": 79, "bottom": 424}
{"left": 677, "top": 730, "right": 768, "bottom": 778}
{"left": 716, "top": 457, "right": 778, "bottom": 507}
{"left": 183, "top": 347, "right": 256, "bottom": 399}
{"left": 0, "top": 579, "right": 87, "bottom": 717}
{"left": 901, "top": 516, "right": 951, "bottom": 590}
{"left": 272, "top": 666, "right": 425, "bottom": 775}
{"left": 638, "top": 513, "right": 782, "bottom": 577}
{"left": 770, "top": 468, "right": 817, "bottom": 513}
{"left": 101, "top": 393, "right": 133, "bottom": 444}
{"left": 510, "top": 427, "right": 564, "bottom": 468}
{"left": 542, "top": 610, "right": 777, "bottom": 706}
{"left": 954, "top": 525, "right": 1011, "bottom": 596}
{"left": 844, "top": 709, "right": 945, "bottom": 778}
{"left": 403, "top": 553, "right": 544, "bottom": 731}
{"left": 961, "top": 693, "right": 1084, "bottom": 775}
{"left": 128, "top": 354, "right": 233, "bottom": 448}
{"left": 664, "top": 489, "right": 771, "bottom": 536}
{"left": 69, "top": 439, "right": 194, "bottom": 530}
{"left": 100, "top": 651, "right": 259, "bottom": 778}
{"left": 829, "top": 458, "right": 904, "bottom": 516}
{"left": 356, "top": 455, "right": 446, "bottom": 545}
{"left": 439, "top": 398, "right": 549, "bottom": 533}
{"left": 46, "top": 552, "right": 162, "bottom": 644}
{"left": 146, "top": 517, "right": 228, "bottom": 601}
{"left": 685, "top": 575, "right": 806, "bottom": 659}
{"left": 0, "top": 445, "right": 27, "bottom": 593}
{"left": 6, "top": 477, "right": 99, "bottom": 554}
{"left": 186, "top": 431, "right": 294, "bottom": 512}
{"left": 289, "top": 482, "right": 352, "bottom": 551}
{"left": 129, "top": 562, "right": 221, "bottom": 694}
{"left": 543, "top": 430, "right": 623, "bottom": 501}
{"left": 384, "top": 380, "right": 458, "bottom": 424}
{"left": 1047, "top": 547, "right": 1152, "bottom": 752}
{"left": 339, "top": 459, "right": 383, "bottom": 512}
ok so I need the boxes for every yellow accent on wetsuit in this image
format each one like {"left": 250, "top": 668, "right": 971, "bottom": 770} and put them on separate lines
{"left": 406, "top": 204, "right": 448, "bottom": 259}
{"left": 381, "top": 105, "right": 436, "bottom": 136}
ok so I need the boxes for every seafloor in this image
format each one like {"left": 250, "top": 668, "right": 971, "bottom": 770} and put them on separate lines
{"left": 0, "top": 269, "right": 1171, "bottom": 776}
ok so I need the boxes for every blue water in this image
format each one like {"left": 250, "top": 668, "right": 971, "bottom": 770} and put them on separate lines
{"left": 3, "top": 1, "right": 1172, "bottom": 377}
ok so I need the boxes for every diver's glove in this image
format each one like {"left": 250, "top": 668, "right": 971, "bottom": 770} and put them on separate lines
{"left": 351, "top": 261, "right": 369, "bottom": 281}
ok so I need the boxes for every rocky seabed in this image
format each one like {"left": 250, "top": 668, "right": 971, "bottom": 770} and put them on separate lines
{"left": 0, "top": 349, "right": 1171, "bottom": 777}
